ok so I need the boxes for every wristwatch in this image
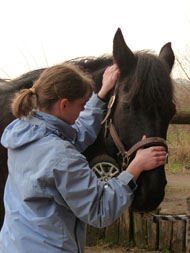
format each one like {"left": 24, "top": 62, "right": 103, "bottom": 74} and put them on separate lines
{"left": 128, "top": 179, "right": 137, "bottom": 191}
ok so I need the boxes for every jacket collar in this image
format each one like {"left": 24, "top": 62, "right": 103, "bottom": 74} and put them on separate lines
{"left": 29, "top": 110, "right": 77, "bottom": 143}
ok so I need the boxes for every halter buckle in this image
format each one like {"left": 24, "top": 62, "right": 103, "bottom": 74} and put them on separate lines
{"left": 117, "top": 151, "right": 130, "bottom": 170}
{"left": 108, "top": 95, "right": 116, "bottom": 109}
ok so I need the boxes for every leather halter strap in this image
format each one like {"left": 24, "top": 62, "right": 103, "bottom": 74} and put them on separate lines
{"left": 101, "top": 90, "right": 168, "bottom": 170}
{"left": 106, "top": 120, "right": 168, "bottom": 169}
{"left": 101, "top": 95, "right": 116, "bottom": 125}
{"left": 101, "top": 79, "right": 118, "bottom": 125}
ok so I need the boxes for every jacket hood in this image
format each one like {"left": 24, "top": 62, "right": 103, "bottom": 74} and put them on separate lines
{"left": 1, "top": 111, "right": 76, "bottom": 150}
{"left": 1, "top": 118, "right": 48, "bottom": 149}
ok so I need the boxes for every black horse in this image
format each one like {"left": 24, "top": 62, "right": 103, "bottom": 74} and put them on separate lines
{"left": 0, "top": 28, "right": 176, "bottom": 228}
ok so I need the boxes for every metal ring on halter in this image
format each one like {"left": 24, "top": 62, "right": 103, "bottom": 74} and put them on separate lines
{"left": 122, "top": 152, "right": 130, "bottom": 169}
{"left": 108, "top": 95, "right": 116, "bottom": 109}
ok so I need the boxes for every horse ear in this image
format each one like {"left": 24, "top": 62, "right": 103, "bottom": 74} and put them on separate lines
{"left": 159, "top": 42, "right": 175, "bottom": 72}
{"left": 113, "top": 28, "right": 137, "bottom": 76}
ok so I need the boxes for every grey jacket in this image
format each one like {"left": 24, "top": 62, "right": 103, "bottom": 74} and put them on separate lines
{"left": 0, "top": 94, "right": 136, "bottom": 253}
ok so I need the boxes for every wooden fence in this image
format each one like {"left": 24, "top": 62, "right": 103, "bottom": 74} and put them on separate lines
{"left": 86, "top": 111, "right": 190, "bottom": 252}
{"left": 86, "top": 199, "right": 190, "bottom": 252}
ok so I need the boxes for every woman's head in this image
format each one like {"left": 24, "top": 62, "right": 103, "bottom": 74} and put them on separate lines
{"left": 12, "top": 63, "right": 94, "bottom": 119}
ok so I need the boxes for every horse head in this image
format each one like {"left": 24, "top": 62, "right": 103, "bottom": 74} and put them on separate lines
{"left": 102, "top": 28, "right": 176, "bottom": 212}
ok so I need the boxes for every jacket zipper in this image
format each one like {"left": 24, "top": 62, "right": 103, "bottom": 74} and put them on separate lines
{"left": 74, "top": 217, "right": 81, "bottom": 253}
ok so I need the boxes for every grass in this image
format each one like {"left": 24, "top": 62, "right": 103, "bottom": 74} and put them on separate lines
{"left": 166, "top": 81, "right": 190, "bottom": 174}
{"left": 166, "top": 124, "right": 190, "bottom": 173}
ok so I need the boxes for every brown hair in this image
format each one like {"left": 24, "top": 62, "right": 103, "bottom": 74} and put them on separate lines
{"left": 12, "top": 63, "right": 94, "bottom": 119}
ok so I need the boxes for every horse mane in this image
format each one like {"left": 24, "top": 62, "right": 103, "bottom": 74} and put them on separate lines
{"left": 0, "top": 52, "right": 174, "bottom": 114}
{"left": 68, "top": 55, "right": 112, "bottom": 72}
{"left": 0, "top": 55, "right": 112, "bottom": 94}
{"left": 0, "top": 69, "right": 45, "bottom": 95}
{"left": 124, "top": 50, "right": 174, "bottom": 113}
{"left": 67, "top": 55, "right": 113, "bottom": 92}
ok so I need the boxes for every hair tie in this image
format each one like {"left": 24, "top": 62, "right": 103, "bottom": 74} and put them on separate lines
{"left": 29, "top": 87, "right": 36, "bottom": 95}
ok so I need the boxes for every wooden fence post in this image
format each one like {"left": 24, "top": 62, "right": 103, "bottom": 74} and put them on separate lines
{"left": 86, "top": 226, "right": 101, "bottom": 246}
{"left": 171, "top": 220, "right": 186, "bottom": 253}
{"left": 105, "top": 217, "right": 120, "bottom": 245}
{"left": 159, "top": 220, "right": 172, "bottom": 251}
{"left": 147, "top": 209, "right": 160, "bottom": 250}
{"left": 186, "top": 197, "right": 190, "bottom": 253}
{"left": 133, "top": 211, "right": 147, "bottom": 248}
{"left": 118, "top": 209, "right": 131, "bottom": 246}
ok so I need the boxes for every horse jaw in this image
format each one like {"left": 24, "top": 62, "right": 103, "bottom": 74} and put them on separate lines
{"left": 159, "top": 42, "right": 175, "bottom": 72}
{"left": 131, "top": 166, "right": 167, "bottom": 212}
{"left": 112, "top": 28, "right": 137, "bottom": 77}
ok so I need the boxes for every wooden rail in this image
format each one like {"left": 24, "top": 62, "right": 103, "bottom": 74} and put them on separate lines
{"left": 171, "top": 111, "right": 190, "bottom": 124}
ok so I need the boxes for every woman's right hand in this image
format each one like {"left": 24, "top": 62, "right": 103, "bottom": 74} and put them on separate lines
{"left": 126, "top": 137, "right": 167, "bottom": 181}
{"left": 98, "top": 64, "right": 120, "bottom": 100}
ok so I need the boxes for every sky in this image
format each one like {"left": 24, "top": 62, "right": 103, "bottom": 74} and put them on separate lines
{"left": 0, "top": 0, "right": 189, "bottom": 79}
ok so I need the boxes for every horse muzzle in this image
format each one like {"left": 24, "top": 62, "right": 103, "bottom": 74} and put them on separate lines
{"left": 131, "top": 165, "right": 167, "bottom": 212}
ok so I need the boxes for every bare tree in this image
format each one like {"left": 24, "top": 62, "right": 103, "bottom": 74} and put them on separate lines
{"left": 175, "top": 46, "right": 190, "bottom": 82}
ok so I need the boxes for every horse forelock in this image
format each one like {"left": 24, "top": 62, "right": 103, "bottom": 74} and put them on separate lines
{"left": 120, "top": 51, "right": 174, "bottom": 113}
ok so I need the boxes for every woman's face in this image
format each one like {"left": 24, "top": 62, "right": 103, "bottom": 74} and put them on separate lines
{"left": 61, "top": 94, "right": 90, "bottom": 125}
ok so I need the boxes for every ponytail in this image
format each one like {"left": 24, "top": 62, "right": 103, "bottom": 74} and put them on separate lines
{"left": 11, "top": 88, "right": 37, "bottom": 119}
{"left": 11, "top": 63, "right": 94, "bottom": 119}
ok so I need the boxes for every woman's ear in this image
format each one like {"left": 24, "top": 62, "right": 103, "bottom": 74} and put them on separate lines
{"left": 59, "top": 98, "right": 68, "bottom": 113}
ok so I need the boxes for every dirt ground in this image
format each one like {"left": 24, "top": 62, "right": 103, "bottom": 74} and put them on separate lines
{"left": 159, "top": 173, "right": 190, "bottom": 214}
{"left": 85, "top": 246, "right": 160, "bottom": 252}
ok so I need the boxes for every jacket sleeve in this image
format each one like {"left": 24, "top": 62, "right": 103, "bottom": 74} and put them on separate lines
{"left": 72, "top": 93, "right": 106, "bottom": 152}
{"left": 53, "top": 145, "right": 136, "bottom": 228}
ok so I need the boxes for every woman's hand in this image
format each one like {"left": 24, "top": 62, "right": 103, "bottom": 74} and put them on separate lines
{"left": 98, "top": 64, "right": 120, "bottom": 100}
{"left": 126, "top": 136, "right": 167, "bottom": 181}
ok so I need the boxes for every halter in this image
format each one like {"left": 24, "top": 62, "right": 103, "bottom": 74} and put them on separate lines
{"left": 101, "top": 86, "right": 168, "bottom": 170}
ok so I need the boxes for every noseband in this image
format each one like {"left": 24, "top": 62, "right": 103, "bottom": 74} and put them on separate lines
{"left": 101, "top": 91, "right": 168, "bottom": 170}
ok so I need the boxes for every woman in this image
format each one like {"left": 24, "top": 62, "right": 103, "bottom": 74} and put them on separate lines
{"left": 0, "top": 63, "right": 167, "bottom": 252}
